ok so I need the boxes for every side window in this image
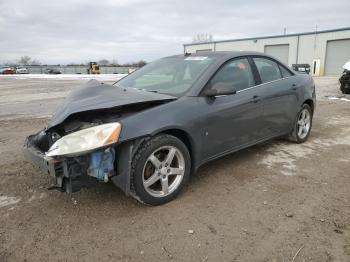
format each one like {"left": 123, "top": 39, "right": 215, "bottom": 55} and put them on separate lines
{"left": 279, "top": 64, "right": 293, "bottom": 78}
{"left": 208, "top": 58, "right": 255, "bottom": 92}
{"left": 253, "top": 57, "right": 282, "bottom": 83}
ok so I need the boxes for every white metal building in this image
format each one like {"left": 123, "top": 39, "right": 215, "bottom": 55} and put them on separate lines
{"left": 184, "top": 27, "right": 350, "bottom": 76}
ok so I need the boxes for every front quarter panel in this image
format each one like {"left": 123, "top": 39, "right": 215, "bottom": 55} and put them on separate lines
{"left": 117, "top": 97, "right": 204, "bottom": 164}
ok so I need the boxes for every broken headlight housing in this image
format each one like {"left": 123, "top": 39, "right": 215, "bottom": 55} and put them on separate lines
{"left": 46, "top": 122, "right": 121, "bottom": 157}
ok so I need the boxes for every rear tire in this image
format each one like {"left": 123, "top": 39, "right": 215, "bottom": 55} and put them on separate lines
{"left": 288, "top": 104, "right": 313, "bottom": 143}
{"left": 131, "top": 134, "right": 191, "bottom": 205}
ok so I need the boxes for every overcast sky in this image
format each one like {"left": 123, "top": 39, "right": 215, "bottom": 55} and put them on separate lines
{"left": 0, "top": 0, "right": 349, "bottom": 64}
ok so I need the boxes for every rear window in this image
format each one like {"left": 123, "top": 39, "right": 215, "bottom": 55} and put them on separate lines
{"left": 279, "top": 65, "right": 293, "bottom": 78}
{"left": 253, "top": 57, "right": 282, "bottom": 83}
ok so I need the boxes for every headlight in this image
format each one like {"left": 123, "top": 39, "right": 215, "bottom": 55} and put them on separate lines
{"left": 46, "top": 122, "right": 121, "bottom": 157}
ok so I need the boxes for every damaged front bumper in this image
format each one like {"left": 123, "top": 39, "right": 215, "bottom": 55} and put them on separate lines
{"left": 23, "top": 134, "right": 113, "bottom": 192}
{"left": 23, "top": 132, "right": 145, "bottom": 196}
{"left": 23, "top": 135, "right": 59, "bottom": 181}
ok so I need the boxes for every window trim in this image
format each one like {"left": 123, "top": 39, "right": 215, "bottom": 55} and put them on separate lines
{"left": 250, "top": 55, "right": 294, "bottom": 80}
{"left": 278, "top": 63, "right": 294, "bottom": 78}
{"left": 237, "top": 56, "right": 296, "bottom": 94}
{"left": 199, "top": 56, "right": 257, "bottom": 96}
{"left": 199, "top": 55, "right": 296, "bottom": 97}
{"left": 251, "top": 56, "right": 285, "bottom": 84}
{"left": 247, "top": 56, "right": 262, "bottom": 85}
{"left": 236, "top": 75, "right": 294, "bottom": 94}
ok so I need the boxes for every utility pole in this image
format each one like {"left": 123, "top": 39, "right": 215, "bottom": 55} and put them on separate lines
{"left": 314, "top": 24, "right": 318, "bottom": 50}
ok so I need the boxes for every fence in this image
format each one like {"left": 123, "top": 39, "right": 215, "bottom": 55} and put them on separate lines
{"left": 23, "top": 65, "right": 138, "bottom": 74}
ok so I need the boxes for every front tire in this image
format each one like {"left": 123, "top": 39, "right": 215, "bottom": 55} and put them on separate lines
{"left": 131, "top": 134, "right": 191, "bottom": 205}
{"left": 288, "top": 104, "right": 313, "bottom": 143}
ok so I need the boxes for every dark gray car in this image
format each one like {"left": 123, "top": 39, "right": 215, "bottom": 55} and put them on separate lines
{"left": 23, "top": 51, "right": 316, "bottom": 205}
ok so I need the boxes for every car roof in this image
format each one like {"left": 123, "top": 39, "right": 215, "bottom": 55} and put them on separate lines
{"left": 164, "top": 51, "right": 267, "bottom": 60}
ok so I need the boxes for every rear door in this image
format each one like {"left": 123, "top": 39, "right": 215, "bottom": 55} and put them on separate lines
{"left": 198, "top": 57, "right": 266, "bottom": 161}
{"left": 251, "top": 57, "right": 298, "bottom": 136}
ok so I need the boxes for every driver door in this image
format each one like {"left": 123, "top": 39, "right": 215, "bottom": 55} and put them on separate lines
{"left": 199, "top": 57, "right": 265, "bottom": 161}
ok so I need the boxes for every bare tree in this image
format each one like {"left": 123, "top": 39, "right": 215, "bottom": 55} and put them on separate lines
{"left": 4, "top": 61, "right": 15, "bottom": 66}
{"left": 110, "top": 59, "right": 119, "bottom": 66}
{"left": 18, "top": 56, "right": 31, "bottom": 65}
{"left": 136, "top": 60, "right": 147, "bottom": 67}
{"left": 98, "top": 59, "right": 110, "bottom": 66}
{"left": 30, "top": 59, "right": 41, "bottom": 65}
{"left": 18, "top": 56, "right": 41, "bottom": 65}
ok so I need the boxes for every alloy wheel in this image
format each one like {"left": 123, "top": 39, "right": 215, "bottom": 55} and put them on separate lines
{"left": 297, "top": 108, "right": 311, "bottom": 139}
{"left": 142, "top": 146, "right": 185, "bottom": 198}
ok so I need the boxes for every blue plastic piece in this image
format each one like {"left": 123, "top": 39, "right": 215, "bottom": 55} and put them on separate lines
{"left": 87, "top": 148, "right": 115, "bottom": 181}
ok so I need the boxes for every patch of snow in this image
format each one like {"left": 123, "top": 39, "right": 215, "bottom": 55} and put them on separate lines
{"left": 259, "top": 143, "right": 315, "bottom": 176}
{"left": 259, "top": 116, "right": 350, "bottom": 175}
{"left": 326, "top": 116, "right": 350, "bottom": 126}
{"left": 27, "top": 195, "right": 36, "bottom": 202}
{"left": 27, "top": 192, "right": 47, "bottom": 203}
{"left": 0, "top": 196, "right": 20, "bottom": 208}
{"left": 0, "top": 74, "right": 127, "bottom": 81}
{"left": 326, "top": 96, "right": 350, "bottom": 102}
{"left": 0, "top": 91, "right": 68, "bottom": 104}
{"left": 0, "top": 114, "right": 51, "bottom": 121}
{"left": 39, "top": 193, "right": 47, "bottom": 199}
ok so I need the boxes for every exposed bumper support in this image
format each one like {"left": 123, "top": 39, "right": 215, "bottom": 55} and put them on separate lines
{"left": 23, "top": 135, "right": 98, "bottom": 192}
{"left": 23, "top": 137, "right": 58, "bottom": 177}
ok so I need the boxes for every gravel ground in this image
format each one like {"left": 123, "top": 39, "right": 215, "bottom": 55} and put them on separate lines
{"left": 0, "top": 76, "right": 349, "bottom": 262}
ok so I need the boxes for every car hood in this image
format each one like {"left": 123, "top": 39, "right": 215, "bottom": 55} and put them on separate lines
{"left": 48, "top": 80, "right": 176, "bottom": 127}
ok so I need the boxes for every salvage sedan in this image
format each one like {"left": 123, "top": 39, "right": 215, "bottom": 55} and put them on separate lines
{"left": 24, "top": 52, "right": 316, "bottom": 205}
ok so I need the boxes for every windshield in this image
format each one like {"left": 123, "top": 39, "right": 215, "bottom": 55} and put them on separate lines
{"left": 115, "top": 56, "right": 214, "bottom": 96}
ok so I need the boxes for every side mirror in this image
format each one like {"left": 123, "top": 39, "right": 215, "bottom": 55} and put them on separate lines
{"left": 203, "top": 82, "right": 237, "bottom": 97}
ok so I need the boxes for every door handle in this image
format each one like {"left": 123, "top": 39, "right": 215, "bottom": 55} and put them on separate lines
{"left": 252, "top": 95, "right": 260, "bottom": 103}
{"left": 292, "top": 84, "right": 297, "bottom": 90}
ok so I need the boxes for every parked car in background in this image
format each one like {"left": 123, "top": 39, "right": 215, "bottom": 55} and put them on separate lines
{"left": 16, "top": 66, "right": 29, "bottom": 74}
{"left": 0, "top": 66, "right": 16, "bottom": 74}
{"left": 339, "top": 60, "right": 350, "bottom": 94}
{"left": 24, "top": 51, "right": 316, "bottom": 205}
{"left": 46, "top": 68, "right": 62, "bottom": 74}
{"left": 292, "top": 64, "right": 311, "bottom": 74}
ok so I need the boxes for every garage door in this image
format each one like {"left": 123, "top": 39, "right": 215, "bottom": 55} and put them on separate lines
{"left": 264, "top": 44, "right": 289, "bottom": 65}
{"left": 325, "top": 39, "right": 350, "bottom": 75}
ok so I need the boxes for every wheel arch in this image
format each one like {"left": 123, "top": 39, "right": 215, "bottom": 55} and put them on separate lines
{"left": 156, "top": 128, "right": 196, "bottom": 172}
{"left": 303, "top": 99, "right": 314, "bottom": 113}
